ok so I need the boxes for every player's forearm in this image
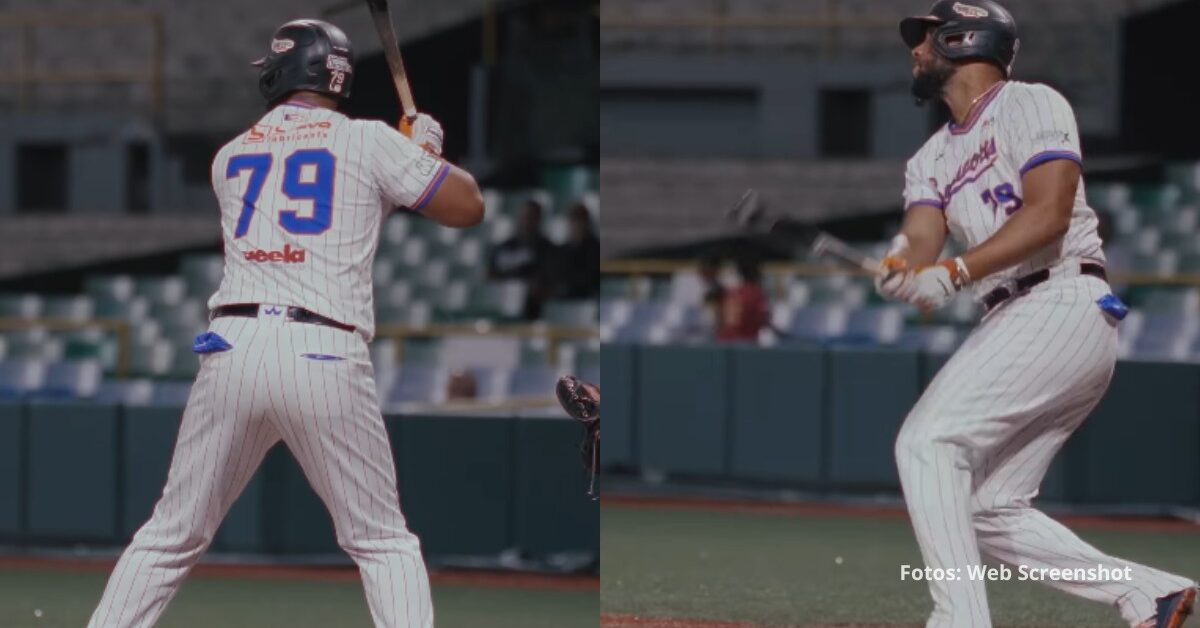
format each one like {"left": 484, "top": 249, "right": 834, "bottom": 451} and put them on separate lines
{"left": 960, "top": 202, "right": 1071, "bottom": 281}
{"left": 898, "top": 205, "right": 947, "bottom": 268}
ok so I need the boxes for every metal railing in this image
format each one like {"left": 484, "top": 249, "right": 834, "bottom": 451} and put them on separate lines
{"left": 0, "top": 317, "right": 132, "bottom": 377}
{"left": 602, "top": 258, "right": 1200, "bottom": 287}
{"left": 0, "top": 318, "right": 596, "bottom": 380}
{"left": 375, "top": 322, "right": 598, "bottom": 366}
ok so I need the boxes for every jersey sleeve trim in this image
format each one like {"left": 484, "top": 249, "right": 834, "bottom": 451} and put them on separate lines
{"left": 411, "top": 162, "right": 450, "bottom": 211}
{"left": 905, "top": 198, "right": 945, "bottom": 211}
{"left": 1019, "top": 150, "right": 1081, "bottom": 176}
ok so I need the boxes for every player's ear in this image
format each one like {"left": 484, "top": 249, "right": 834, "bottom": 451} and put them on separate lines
{"left": 419, "top": 163, "right": 484, "bottom": 228}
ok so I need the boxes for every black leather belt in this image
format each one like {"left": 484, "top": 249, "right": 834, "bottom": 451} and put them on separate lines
{"left": 982, "top": 263, "right": 1107, "bottom": 312}
{"left": 211, "top": 303, "right": 356, "bottom": 334}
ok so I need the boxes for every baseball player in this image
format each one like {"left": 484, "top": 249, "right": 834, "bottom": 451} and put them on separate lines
{"left": 88, "top": 19, "right": 483, "bottom": 627}
{"left": 878, "top": 2, "right": 1197, "bottom": 626}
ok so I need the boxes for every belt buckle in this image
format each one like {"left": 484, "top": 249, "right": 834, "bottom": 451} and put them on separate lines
{"left": 259, "top": 304, "right": 286, "bottom": 318}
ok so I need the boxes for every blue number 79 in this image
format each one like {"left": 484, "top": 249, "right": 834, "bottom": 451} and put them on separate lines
{"left": 980, "top": 182, "right": 1024, "bottom": 216}
{"left": 226, "top": 149, "right": 335, "bottom": 238}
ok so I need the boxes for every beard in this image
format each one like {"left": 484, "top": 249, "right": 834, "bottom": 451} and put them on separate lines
{"left": 911, "top": 63, "right": 955, "bottom": 105}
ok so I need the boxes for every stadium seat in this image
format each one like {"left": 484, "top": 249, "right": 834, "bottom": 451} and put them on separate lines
{"left": 180, "top": 254, "right": 224, "bottom": 298}
{"left": 42, "top": 295, "right": 94, "bottom": 322}
{"left": 94, "top": 295, "right": 150, "bottom": 321}
{"left": 543, "top": 165, "right": 591, "bottom": 212}
{"left": 61, "top": 328, "right": 115, "bottom": 367}
{"left": 399, "top": 337, "right": 442, "bottom": 365}
{"left": 808, "top": 275, "right": 869, "bottom": 307}
{"left": 0, "top": 294, "right": 41, "bottom": 319}
{"left": 441, "top": 335, "right": 522, "bottom": 370}
{"left": 370, "top": 339, "right": 398, "bottom": 372}
{"left": 477, "top": 281, "right": 528, "bottom": 319}
{"left": 783, "top": 305, "right": 851, "bottom": 341}
{"left": 397, "top": 239, "right": 428, "bottom": 266}
{"left": 601, "top": 277, "right": 633, "bottom": 300}
{"left": 544, "top": 301, "right": 597, "bottom": 327}
{"left": 169, "top": 345, "right": 201, "bottom": 379}
{"left": 842, "top": 306, "right": 906, "bottom": 345}
{"left": 509, "top": 365, "right": 558, "bottom": 397}
{"left": 482, "top": 189, "right": 504, "bottom": 218}
{"left": 130, "top": 339, "right": 175, "bottom": 377}
{"left": 381, "top": 214, "right": 411, "bottom": 247}
{"left": 137, "top": 277, "right": 188, "bottom": 305}
{"left": 37, "top": 360, "right": 103, "bottom": 398}
{"left": 373, "top": 259, "right": 396, "bottom": 285}
{"left": 488, "top": 215, "right": 516, "bottom": 244}
{"left": 470, "top": 367, "right": 510, "bottom": 401}
{"left": 1130, "top": 183, "right": 1182, "bottom": 213}
{"left": 85, "top": 275, "right": 136, "bottom": 301}
{"left": 518, "top": 337, "right": 551, "bottom": 366}
{"left": 547, "top": 216, "right": 569, "bottom": 244}
{"left": 0, "top": 359, "right": 48, "bottom": 398}
{"left": 897, "top": 326, "right": 961, "bottom": 354}
{"left": 387, "top": 365, "right": 439, "bottom": 404}
{"left": 1140, "top": 288, "right": 1200, "bottom": 315}
{"left": 435, "top": 280, "right": 471, "bottom": 314}
{"left": 1131, "top": 313, "right": 1198, "bottom": 361}
{"left": 4, "top": 328, "right": 63, "bottom": 361}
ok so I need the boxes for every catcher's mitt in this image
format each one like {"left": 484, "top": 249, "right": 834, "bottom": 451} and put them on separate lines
{"left": 556, "top": 375, "right": 600, "bottom": 499}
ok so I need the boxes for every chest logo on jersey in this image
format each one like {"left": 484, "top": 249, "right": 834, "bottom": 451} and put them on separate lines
{"left": 244, "top": 244, "right": 307, "bottom": 263}
{"left": 941, "top": 136, "right": 998, "bottom": 204}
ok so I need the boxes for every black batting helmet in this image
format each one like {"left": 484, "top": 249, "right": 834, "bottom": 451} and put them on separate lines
{"left": 900, "top": 1, "right": 1019, "bottom": 77}
{"left": 253, "top": 19, "right": 355, "bottom": 105}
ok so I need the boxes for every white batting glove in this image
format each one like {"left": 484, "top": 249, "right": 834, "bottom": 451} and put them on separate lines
{"left": 908, "top": 258, "right": 970, "bottom": 312}
{"left": 399, "top": 113, "right": 444, "bottom": 156}
{"left": 874, "top": 234, "right": 915, "bottom": 302}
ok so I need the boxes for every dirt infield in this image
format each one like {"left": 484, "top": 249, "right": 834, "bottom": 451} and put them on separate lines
{"left": 600, "top": 615, "right": 916, "bottom": 628}
{"left": 604, "top": 494, "right": 1200, "bottom": 534}
{"left": 0, "top": 555, "right": 598, "bottom": 591}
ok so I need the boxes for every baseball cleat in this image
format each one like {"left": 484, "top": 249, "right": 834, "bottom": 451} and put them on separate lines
{"left": 1139, "top": 586, "right": 1197, "bottom": 628}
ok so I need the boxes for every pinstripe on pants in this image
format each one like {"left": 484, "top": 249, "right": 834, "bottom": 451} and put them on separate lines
{"left": 895, "top": 275, "right": 1196, "bottom": 627}
{"left": 88, "top": 313, "right": 433, "bottom": 628}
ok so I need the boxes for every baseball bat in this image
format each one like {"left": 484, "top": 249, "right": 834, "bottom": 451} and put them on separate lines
{"left": 725, "top": 188, "right": 880, "bottom": 272}
{"left": 365, "top": 0, "right": 418, "bottom": 122}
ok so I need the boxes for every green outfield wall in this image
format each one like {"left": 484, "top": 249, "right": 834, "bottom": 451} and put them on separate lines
{"left": 0, "top": 403, "right": 599, "bottom": 566}
{"left": 603, "top": 343, "right": 1200, "bottom": 506}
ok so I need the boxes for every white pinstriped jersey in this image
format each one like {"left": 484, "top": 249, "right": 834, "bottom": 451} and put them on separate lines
{"left": 903, "top": 81, "right": 1105, "bottom": 298}
{"left": 208, "top": 102, "right": 449, "bottom": 340}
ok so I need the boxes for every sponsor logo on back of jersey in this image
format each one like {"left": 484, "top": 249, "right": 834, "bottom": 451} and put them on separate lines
{"left": 243, "top": 121, "right": 332, "bottom": 144}
{"left": 244, "top": 244, "right": 307, "bottom": 263}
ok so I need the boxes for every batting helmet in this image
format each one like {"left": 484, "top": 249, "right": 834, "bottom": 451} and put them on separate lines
{"left": 253, "top": 19, "right": 355, "bottom": 105}
{"left": 900, "top": 1, "right": 1019, "bottom": 77}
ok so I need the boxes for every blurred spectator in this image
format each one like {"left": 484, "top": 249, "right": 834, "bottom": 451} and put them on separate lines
{"left": 488, "top": 199, "right": 555, "bottom": 319}
{"left": 717, "top": 254, "right": 770, "bottom": 343}
{"left": 553, "top": 202, "right": 600, "bottom": 299}
{"left": 446, "top": 369, "right": 478, "bottom": 401}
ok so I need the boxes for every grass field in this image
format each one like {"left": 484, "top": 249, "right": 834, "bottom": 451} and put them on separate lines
{"left": 0, "top": 564, "right": 598, "bottom": 628}
{"left": 601, "top": 500, "right": 1200, "bottom": 627}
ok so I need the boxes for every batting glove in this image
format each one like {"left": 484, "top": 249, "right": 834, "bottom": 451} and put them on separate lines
{"left": 909, "top": 257, "right": 970, "bottom": 312}
{"left": 874, "top": 234, "right": 915, "bottom": 302}
{"left": 399, "top": 113, "right": 444, "bottom": 156}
